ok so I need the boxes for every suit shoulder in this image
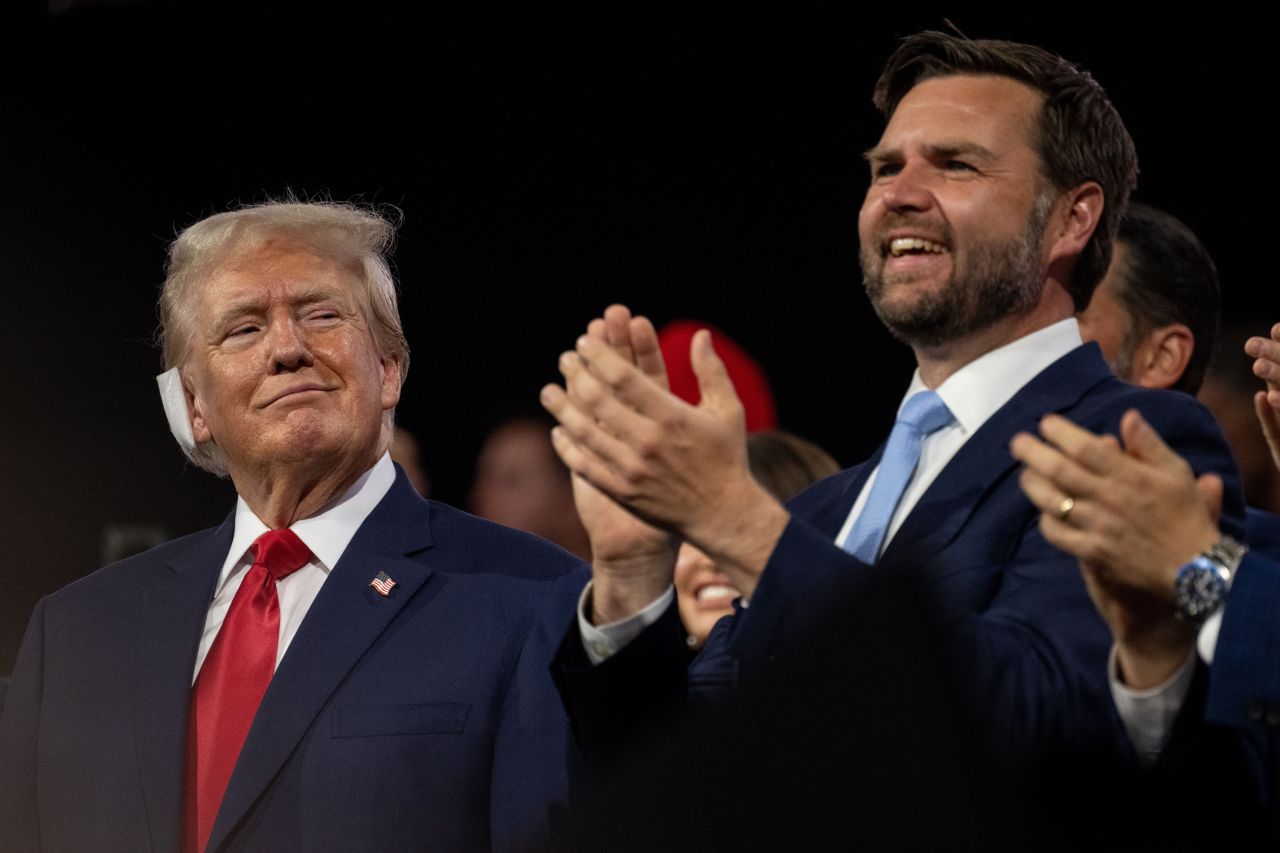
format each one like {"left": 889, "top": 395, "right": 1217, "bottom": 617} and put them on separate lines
{"left": 422, "top": 500, "right": 587, "bottom": 582}
{"left": 1069, "top": 377, "right": 1211, "bottom": 424}
{"left": 43, "top": 525, "right": 223, "bottom": 609}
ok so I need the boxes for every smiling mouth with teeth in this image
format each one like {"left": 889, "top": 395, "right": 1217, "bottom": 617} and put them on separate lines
{"left": 888, "top": 237, "right": 948, "bottom": 257}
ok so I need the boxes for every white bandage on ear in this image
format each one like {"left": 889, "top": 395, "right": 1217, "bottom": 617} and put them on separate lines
{"left": 156, "top": 367, "right": 197, "bottom": 455}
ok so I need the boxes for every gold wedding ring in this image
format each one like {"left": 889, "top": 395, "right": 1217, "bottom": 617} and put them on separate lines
{"left": 1056, "top": 496, "right": 1075, "bottom": 521}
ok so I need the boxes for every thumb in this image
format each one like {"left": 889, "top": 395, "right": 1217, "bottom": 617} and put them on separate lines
{"left": 1120, "top": 409, "right": 1177, "bottom": 465}
{"left": 1195, "top": 473, "right": 1224, "bottom": 525}
{"left": 690, "top": 330, "right": 741, "bottom": 413}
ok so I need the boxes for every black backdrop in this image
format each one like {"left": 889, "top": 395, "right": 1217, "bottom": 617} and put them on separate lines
{"left": 0, "top": 4, "right": 1269, "bottom": 674}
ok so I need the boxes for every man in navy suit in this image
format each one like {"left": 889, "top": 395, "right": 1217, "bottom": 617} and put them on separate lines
{"left": 0, "top": 201, "right": 586, "bottom": 852}
{"left": 1014, "top": 323, "right": 1280, "bottom": 814}
{"left": 540, "top": 31, "right": 1246, "bottom": 781}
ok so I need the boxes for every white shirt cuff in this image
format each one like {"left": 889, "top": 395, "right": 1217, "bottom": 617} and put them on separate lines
{"left": 1196, "top": 607, "right": 1225, "bottom": 665}
{"left": 1109, "top": 644, "right": 1197, "bottom": 767}
{"left": 1196, "top": 559, "right": 1236, "bottom": 664}
{"left": 576, "top": 581, "right": 675, "bottom": 665}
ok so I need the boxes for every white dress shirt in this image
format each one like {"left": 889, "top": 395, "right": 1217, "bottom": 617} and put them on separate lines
{"left": 192, "top": 453, "right": 396, "bottom": 682}
{"left": 581, "top": 318, "right": 1085, "bottom": 663}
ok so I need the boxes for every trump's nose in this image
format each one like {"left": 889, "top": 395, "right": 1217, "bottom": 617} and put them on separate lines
{"left": 267, "top": 318, "right": 315, "bottom": 373}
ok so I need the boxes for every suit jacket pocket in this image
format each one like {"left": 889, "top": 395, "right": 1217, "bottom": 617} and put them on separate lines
{"left": 332, "top": 702, "right": 471, "bottom": 737}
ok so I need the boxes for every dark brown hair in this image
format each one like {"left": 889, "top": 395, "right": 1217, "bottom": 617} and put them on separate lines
{"left": 1111, "top": 203, "right": 1220, "bottom": 395}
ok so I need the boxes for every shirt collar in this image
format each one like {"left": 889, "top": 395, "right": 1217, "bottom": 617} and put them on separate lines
{"left": 215, "top": 452, "right": 398, "bottom": 595}
{"left": 900, "top": 317, "right": 1083, "bottom": 436}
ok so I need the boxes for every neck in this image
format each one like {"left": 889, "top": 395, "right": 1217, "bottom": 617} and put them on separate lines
{"left": 912, "top": 282, "right": 1075, "bottom": 389}
{"left": 230, "top": 438, "right": 388, "bottom": 529}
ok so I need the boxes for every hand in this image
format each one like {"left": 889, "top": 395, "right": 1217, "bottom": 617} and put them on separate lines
{"left": 541, "top": 308, "right": 789, "bottom": 601}
{"left": 1247, "top": 322, "right": 1280, "bottom": 473}
{"left": 550, "top": 306, "right": 680, "bottom": 623}
{"left": 1010, "top": 410, "right": 1222, "bottom": 688}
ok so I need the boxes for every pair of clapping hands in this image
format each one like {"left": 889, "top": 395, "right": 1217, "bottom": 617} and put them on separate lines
{"left": 540, "top": 305, "right": 790, "bottom": 626}
{"left": 1011, "top": 323, "right": 1280, "bottom": 688}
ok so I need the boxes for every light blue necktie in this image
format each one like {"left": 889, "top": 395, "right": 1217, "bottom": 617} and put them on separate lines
{"left": 842, "top": 390, "right": 955, "bottom": 563}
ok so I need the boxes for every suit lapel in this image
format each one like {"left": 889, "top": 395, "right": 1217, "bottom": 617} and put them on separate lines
{"left": 208, "top": 475, "right": 435, "bottom": 853}
{"left": 128, "top": 517, "right": 232, "bottom": 853}
{"left": 879, "top": 345, "right": 1111, "bottom": 569}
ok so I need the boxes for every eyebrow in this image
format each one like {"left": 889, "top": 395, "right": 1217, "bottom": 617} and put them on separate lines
{"left": 863, "top": 141, "right": 999, "bottom": 163}
{"left": 207, "top": 284, "right": 348, "bottom": 332}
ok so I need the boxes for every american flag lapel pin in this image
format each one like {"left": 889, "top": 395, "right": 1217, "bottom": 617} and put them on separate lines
{"left": 370, "top": 571, "right": 397, "bottom": 597}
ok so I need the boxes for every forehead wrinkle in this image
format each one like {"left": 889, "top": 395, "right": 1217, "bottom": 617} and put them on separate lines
{"left": 865, "top": 138, "right": 1001, "bottom": 163}
{"left": 923, "top": 140, "right": 999, "bottom": 161}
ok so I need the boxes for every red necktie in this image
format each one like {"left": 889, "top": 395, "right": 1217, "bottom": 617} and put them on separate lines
{"left": 183, "top": 528, "right": 312, "bottom": 853}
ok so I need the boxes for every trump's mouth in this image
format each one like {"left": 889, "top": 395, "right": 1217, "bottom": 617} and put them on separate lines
{"left": 261, "top": 383, "right": 334, "bottom": 408}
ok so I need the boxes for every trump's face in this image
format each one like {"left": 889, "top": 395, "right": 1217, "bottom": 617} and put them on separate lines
{"left": 183, "top": 238, "right": 401, "bottom": 481}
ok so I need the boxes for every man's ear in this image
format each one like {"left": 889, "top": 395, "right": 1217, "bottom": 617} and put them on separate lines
{"left": 380, "top": 352, "right": 403, "bottom": 411}
{"left": 1131, "top": 324, "right": 1195, "bottom": 391}
{"left": 187, "top": 377, "right": 213, "bottom": 445}
{"left": 1046, "top": 181, "right": 1104, "bottom": 268}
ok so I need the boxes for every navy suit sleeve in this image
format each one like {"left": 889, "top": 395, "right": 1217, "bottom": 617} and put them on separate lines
{"left": 0, "top": 598, "right": 46, "bottom": 853}
{"left": 551, "top": 598, "right": 689, "bottom": 775}
{"left": 1208, "top": 553, "right": 1280, "bottom": 731}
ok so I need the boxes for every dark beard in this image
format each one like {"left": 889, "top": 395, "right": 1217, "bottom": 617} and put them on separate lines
{"left": 861, "top": 200, "right": 1052, "bottom": 349}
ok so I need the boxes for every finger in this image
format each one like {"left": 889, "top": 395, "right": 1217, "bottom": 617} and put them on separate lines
{"left": 1011, "top": 431, "right": 1107, "bottom": 499}
{"left": 1036, "top": 511, "right": 1107, "bottom": 565}
{"left": 1247, "top": 329, "right": 1280, "bottom": 390}
{"left": 1256, "top": 390, "right": 1280, "bottom": 471}
{"left": 1018, "top": 466, "right": 1104, "bottom": 531}
{"left": 548, "top": 424, "right": 637, "bottom": 504}
{"left": 690, "top": 330, "right": 743, "bottom": 417}
{"left": 1246, "top": 324, "right": 1280, "bottom": 354}
{"left": 587, "top": 318, "right": 609, "bottom": 342}
{"left": 557, "top": 351, "right": 658, "bottom": 447}
{"left": 1118, "top": 409, "right": 1183, "bottom": 468}
{"left": 541, "top": 381, "right": 646, "bottom": 483}
{"left": 1038, "top": 414, "right": 1125, "bottom": 475}
{"left": 1018, "top": 466, "right": 1074, "bottom": 516}
{"left": 575, "top": 334, "right": 682, "bottom": 418}
{"left": 1195, "top": 473, "right": 1224, "bottom": 525}
{"left": 603, "top": 304, "right": 637, "bottom": 365}
{"left": 629, "top": 315, "right": 670, "bottom": 390}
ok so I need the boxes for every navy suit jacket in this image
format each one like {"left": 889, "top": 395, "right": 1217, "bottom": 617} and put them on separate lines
{"left": 559, "top": 343, "right": 1246, "bottom": 769}
{"left": 1195, "top": 509, "right": 1280, "bottom": 804}
{"left": 0, "top": 470, "right": 588, "bottom": 853}
{"left": 727, "top": 344, "right": 1245, "bottom": 758}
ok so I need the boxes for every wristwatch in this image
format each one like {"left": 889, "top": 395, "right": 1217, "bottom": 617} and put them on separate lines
{"left": 1173, "top": 536, "right": 1248, "bottom": 624}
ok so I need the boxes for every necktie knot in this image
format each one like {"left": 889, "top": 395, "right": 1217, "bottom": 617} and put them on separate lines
{"left": 897, "top": 390, "right": 954, "bottom": 436}
{"left": 250, "top": 529, "right": 312, "bottom": 582}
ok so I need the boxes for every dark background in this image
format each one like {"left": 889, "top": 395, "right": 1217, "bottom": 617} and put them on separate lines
{"left": 0, "top": 3, "right": 1269, "bottom": 674}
